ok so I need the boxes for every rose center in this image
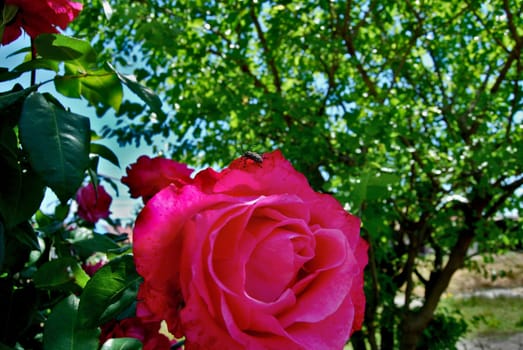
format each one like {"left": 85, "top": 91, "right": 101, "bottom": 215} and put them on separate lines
{"left": 244, "top": 228, "right": 313, "bottom": 302}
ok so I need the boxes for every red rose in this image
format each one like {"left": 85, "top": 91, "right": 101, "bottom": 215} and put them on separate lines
{"left": 75, "top": 183, "right": 112, "bottom": 224}
{"left": 1, "top": 0, "right": 82, "bottom": 45}
{"left": 99, "top": 317, "right": 172, "bottom": 350}
{"left": 132, "top": 150, "right": 367, "bottom": 349}
{"left": 122, "top": 155, "right": 194, "bottom": 203}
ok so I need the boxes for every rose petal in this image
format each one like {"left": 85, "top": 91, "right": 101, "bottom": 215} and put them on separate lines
{"left": 244, "top": 229, "right": 296, "bottom": 302}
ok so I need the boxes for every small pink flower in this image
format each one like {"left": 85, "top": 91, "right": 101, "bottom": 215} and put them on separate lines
{"left": 121, "top": 155, "right": 194, "bottom": 203}
{"left": 75, "top": 183, "right": 112, "bottom": 224}
{"left": 2, "top": 0, "right": 83, "bottom": 45}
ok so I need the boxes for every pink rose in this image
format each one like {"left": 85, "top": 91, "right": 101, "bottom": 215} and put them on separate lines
{"left": 121, "top": 155, "right": 194, "bottom": 203}
{"left": 99, "top": 317, "right": 173, "bottom": 350}
{"left": 1, "top": 0, "right": 83, "bottom": 45}
{"left": 75, "top": 183, "right": 112, "bottom": 224}
{"left": 132, "top": 150, "right": 367, "bottom": 349}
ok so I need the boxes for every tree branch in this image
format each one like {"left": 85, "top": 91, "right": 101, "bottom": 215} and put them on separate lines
{"left": 460, "top": 64, "right": 493, "bottom": 138}
{"left": 338, "top": 1, "right": 379, "bottom": 97}
{"left": 248, "top": 1, "right": 282, "bottom": 93}
{"left": 426, "top": 48, "right": 458, "bottom": 139}
{"left": 485, "top": 175, "right": 523, "bottom": 218}
{"left": 503, "top": 0, "right": 522, "bottom": 45}
{"left": 490, "top": 38, "right": 522, "bottom": 94}
{"left": 402, "top": 225, "right": 474, "bottom": 346}
{"left": 506, "top": 57, "right": 521, "bottom": 142}
{"left": 391, "top": 1, "right": 424, "bottom": 84}
{"left": 491, "top": 3, "right": 522, "bottom": 94}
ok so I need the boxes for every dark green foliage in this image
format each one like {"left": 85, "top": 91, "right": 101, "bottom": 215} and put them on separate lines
{"left": 418, "top": 310, "right": 468, "bottom": 350}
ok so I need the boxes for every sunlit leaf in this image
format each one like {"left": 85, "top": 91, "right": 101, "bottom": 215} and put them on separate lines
{"left": 55, "top": 74, "right": 82, "bottom": 98}
{"left": 55, "top": 69, "right": 123, "bottom": 111}
{"left": 100, "top": 338, "right": 143, "bottom": 350}
{"left": 107, "top": 63, "right": 164, "bottom": 118}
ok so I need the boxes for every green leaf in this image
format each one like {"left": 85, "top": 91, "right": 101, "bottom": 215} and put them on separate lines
{"left": 72, "top": 234, "right": 120, "bottom": 260}
{"left": 19, "top": 93, "right": 90, "bottom": 202}
{"left": 0, "top": 85, "right": 38, "bottom": 111}
{"left": 90, "top": 142, "right": 120, "bottom": 167}
{"left": 55, "top": 69, "right": 123, "bottom": 111}
{"left": 0, "top": 69, "right": 23, "bottom": 82}
{"left": 10, "top": 222, "right": 40, "bottom": 251}
{"left": 5, "top": 46, "right": 30, "bottom": 58}
{"left": 80, "top": 70, "right": 123, "bottom": 111}
{"left": 0, "top": 5, "right": 18, "bottom": 27}
{"left": 100, "top": 338, "right": 143, "bottom": 350}
{"left": 13, "top": 59, "right": 60, "bottom": 74}
{"left": 0, "top": 126, "right": 45, "bottom": 229}
{"left": 33, "top": 257, "right": 90, "bottom": 291}
{"left": 351, "top": 171, "right": 370, "bottom": 211}
{"left": 77, "top": 255, "right": 142, "bottom": 328}
{"left": 35, "top": 34, "right": 97, "bottom": 62}
{"left": 55, "top": 74, "right": 82, "bottom": 98}
{"left": 43, "top": 295, "right": 100, "bottom": 350}
{"left": 54, "top": 203, "right": 71, "bottom": 221}
{"left": 107, "top": 63, "right": 164, "bottom": 118}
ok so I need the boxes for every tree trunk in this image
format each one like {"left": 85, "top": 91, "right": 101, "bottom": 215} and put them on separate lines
{"left": 399, "top": 231, "right": 475, "bottom": 349}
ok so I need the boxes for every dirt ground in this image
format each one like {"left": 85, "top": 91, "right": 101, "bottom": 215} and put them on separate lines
{"left": 446, "top": 251, "right": 523, "bottom": 294}
{"left": 448, "top": 252, "right": 523, "bottom": 349}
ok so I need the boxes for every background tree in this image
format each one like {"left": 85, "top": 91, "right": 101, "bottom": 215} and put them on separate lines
{"left": 72, "top": 1, "right": 522, "bottom": 349}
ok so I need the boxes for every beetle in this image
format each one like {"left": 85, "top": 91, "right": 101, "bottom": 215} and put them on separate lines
{"left": 241, "top": 150, "right": 264, "bottom": 167}
{"left": 242, "top": 151, "right": 263, "bottom": 164}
